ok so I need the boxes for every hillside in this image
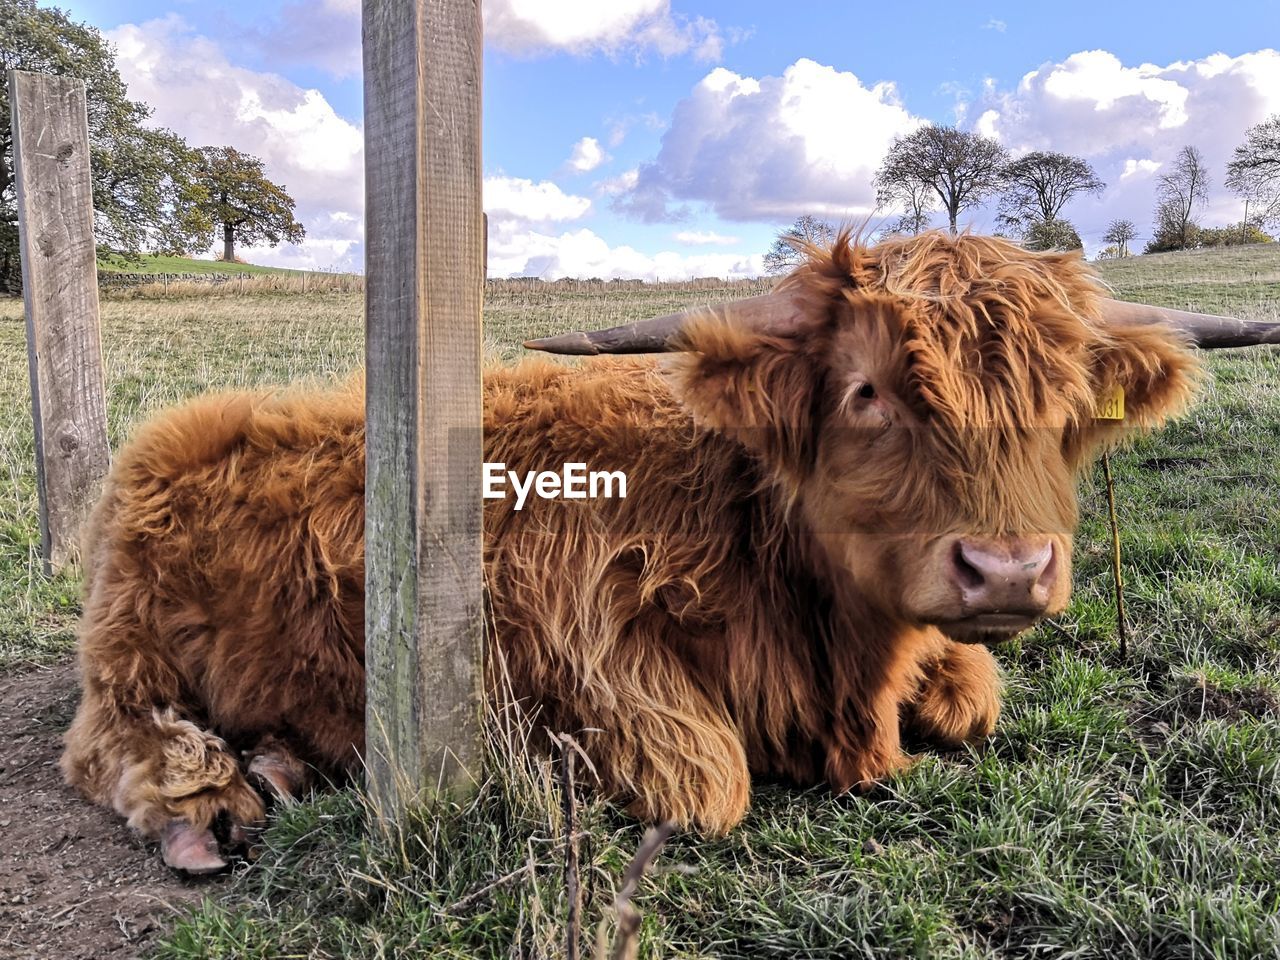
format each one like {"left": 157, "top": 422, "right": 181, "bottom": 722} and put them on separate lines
{"left": 1096, "top": 243, "right": 1280, "bottom": 320}
{"left": 96, "top": 252, "right": 308, "bottom": 276}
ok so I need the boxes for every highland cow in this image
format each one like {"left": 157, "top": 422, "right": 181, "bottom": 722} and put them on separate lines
{"left": 62, "top": 232, "right": 1275, "bottom": 873}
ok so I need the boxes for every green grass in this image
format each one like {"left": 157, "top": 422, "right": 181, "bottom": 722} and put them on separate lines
{"left": 1098, "top": 243, "right": 1280, "bottom": 319}
{"left": 97, "top": 252, "right": 310, "bottom": 276}
{"left": 1, "top": 245, "right": 1278, "bottom": 958}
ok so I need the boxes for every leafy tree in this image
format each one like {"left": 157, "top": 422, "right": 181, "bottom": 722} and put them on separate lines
{"left": 0, "top": 0, "right": 201, "bottom": 289}
{"left": 876, "top": 125, "right": 1008, "bottom": 233}
{"left": 1102, "top": 219, "right": 1137, "bottom": 258}
{"left": 1152, "top": 145, "right": 1210, "bottom": 251}
{"left": 1144, "top": 201, "right": 1203, "bottom": 253}
{"left": 1197, "top": 223, "right": 1274, "bottom": 247}
{"left": 1225, "top": 115, "right": 1280, "bottom": 231}
{"left": 763, "top": 215, "right": 836, "bottom": 275}
{"left": 998, "top": 151, "right": 1103, "bottom": 233}
{"left": 1022, "top": 218, "right": 1082, "bottom": 252}
{"left": 185, "top": 147, "right": 305, "bottom": 262}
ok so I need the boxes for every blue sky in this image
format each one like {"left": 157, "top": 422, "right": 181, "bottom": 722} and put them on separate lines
{"left": 59, "top": 0, "right": 1280, "bottom": 276}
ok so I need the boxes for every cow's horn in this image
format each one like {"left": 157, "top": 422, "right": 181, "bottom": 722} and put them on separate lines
{"left": 523, "top": 292, "right": 809, "bottom": 355}
{"left": 1098, "top": 299, "right": 1280, "bottom": 349}
{"left": 525, "top": 293, "right": 1280, "bottom": 355}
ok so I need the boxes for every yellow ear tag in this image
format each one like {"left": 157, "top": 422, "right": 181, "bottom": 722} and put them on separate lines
{"left": 1094, "top": 384, "right": 1125, "bottom": 420}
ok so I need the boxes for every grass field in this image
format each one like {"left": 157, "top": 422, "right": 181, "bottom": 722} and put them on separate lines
{"left": 1, "top": 244, "right": 1278, "bottom": 958}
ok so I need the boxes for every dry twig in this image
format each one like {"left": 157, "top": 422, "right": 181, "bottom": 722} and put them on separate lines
{"left": 447, "top": 862, "right": 536, "bottom": 915}
{"left": 605, "top": 820, "right": 677, "bottom": 960}
{"left": 556, "top": 733, "right": 582, "bottom": 960}
{"left": 1102, "top": 451, "right": 1129, "bottom": 659}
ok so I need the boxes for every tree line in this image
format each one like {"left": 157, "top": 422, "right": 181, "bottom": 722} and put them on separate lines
{"left": 766, "top": 119, "right": 1280, "bottom": 272}
{"left": 1, "top": 0, "right": 305, "bottom": 292}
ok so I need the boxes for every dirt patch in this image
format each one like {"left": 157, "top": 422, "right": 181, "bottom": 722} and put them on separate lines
{"left": 1158, "top": 677, "right": 1280, "bottom": 723}
{"left": 0, "top": 661, "right": 222, "bottom": 959}
{"left": 1130, "top": 676, "right": 1280, "bottom": 749}
{"left": 1139, "top": 456, "right": 1211, "bottom": 471}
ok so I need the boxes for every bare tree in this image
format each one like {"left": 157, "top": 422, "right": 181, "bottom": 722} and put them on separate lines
{"left": 1102, "top": 219, "right": 1137, "bottom": 258}
{"left": 1227, "top": 114, "right": 1280, "bottom": 181}
{"left": 875, "top": 125, "right": 1008, "bottom": 233}
{"left": 1225, "top": 115, "right": 1280, "bottom": 233}
{"left": 763, "top": 215, "right": 837, "bottom": 275}
{"left": 999, "top": 151, "right": 1104, "bottom": 233}
{"left": 1154, "top": 146, "right": 1210, "bottom": 251}
{"left": 877, "top": 178, "right": 934, "bottom": 235}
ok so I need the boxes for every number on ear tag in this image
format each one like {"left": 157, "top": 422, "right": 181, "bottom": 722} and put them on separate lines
{"left": 1094, "top": 384, "right": 1124, "bottom": 420}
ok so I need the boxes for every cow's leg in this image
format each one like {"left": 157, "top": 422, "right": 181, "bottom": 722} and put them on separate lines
{"left": 905, "top": 640, "right": 1001, "bottom": 748}
{"left": 823, "top": 683, "right": 914, "bottom": 793}
{"left": 822, "top": 633, "right": 943, "bottom": 792}
{"left": 568, "top": 645, "right": 750, "bottom": 836}
{"left": 63, "top": 655, "right": 265, "bottom": 874}
{"left": 616, "top": 713, "right": 750, "bottom": 836}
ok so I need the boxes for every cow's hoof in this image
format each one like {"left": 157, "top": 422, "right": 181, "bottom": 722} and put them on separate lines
{"left": 246, "top": 748, "right": 309, "bottom": 804}
{"left": 161, "top": 820, "right": 228, "bottom": 875}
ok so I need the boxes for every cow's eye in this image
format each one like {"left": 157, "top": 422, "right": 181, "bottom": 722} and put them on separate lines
{"left": 857, "top": 382, "right": 876, "bottom": 400}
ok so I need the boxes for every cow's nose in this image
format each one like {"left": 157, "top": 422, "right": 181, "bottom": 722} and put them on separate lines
{"left": 950, "top": 538, "right": 1056, "bottom": 616}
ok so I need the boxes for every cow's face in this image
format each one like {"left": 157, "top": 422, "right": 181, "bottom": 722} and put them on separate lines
{"left": 670, "top": 240, "right": 1198, "bottom": 644}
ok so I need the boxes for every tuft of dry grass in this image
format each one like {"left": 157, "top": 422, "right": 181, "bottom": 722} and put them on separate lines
{"left": 104, "top": 272, "right": 365, "bottom": 300}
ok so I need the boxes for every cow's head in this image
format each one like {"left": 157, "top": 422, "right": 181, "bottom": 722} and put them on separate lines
{"left": 525, "top": 232, "right": 1279, "bottom": 644}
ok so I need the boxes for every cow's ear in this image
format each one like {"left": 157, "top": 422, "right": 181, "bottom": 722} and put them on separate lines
{"left": 665, "top": 314, "right": 824, "bottom": 472}
{"left": 1071, "top": 322, "right": 1201, "bottom": 459}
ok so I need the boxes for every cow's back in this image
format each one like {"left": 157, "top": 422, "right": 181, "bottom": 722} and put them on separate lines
{"left": 82, "top": 379, "right": 369, "bottom": 770}
{"left": 82, "top": 358, "right": 791, "bottom": 775}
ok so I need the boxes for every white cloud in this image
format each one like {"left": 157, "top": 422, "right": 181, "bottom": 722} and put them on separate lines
{"left": 566, "top": 137, "right": 607, "bottom": 173}
{"left": 977, "top": 48, "right": 1280, "bottom": 247}
{"left": 615, "top": 58, "right": 923, "bottom": 222}
{"left": 604, "top": 111, "right": 667, "bottom": 149}
{"left": 986, "top": 49, "right": 1280, "bottom": 156}
{"left": 938, "top": 80, "right": 971, "bottom": 125}
{"left": 108, "top": 16, "right": 364, "bottom": 271}
{"left": 596, "top": 168, "right": 640, "bottom": 196}
{"left": 485, "top": 0, "right": 722, "bottom": 60}
{"left": 245, "top": 0, "right": 722, "bottom": 80}
{"left": 1120, "top": 158, "right": 1162, "bottom": 180}
{"left": 480, "top": 176, "right": 761, "bottom": 280}
{"left": 983, "top": 19, "right": 1007, "bottom": 33}
{"left": 487, "top": 227, "right": 763, "bottom": 280}
{"left": 485, "top": 176, "right": 592, "bottom": 223}
{"left": 674, "top": 230, "right": 739, "bottom": 245}
{"left": 974, "top": 108, "right": 1000, "bottom": 140}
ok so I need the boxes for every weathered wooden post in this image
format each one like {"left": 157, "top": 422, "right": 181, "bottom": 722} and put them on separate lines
{"left": 8, "top": 70, "right": 111, "bottom": 575}
{"left": 362, "top": 0, "right": 485, "bottom": 815}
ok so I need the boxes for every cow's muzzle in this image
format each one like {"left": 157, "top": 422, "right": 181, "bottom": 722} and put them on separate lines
{"left": 935, "top": 536, "right": 1058, "bottom": 643}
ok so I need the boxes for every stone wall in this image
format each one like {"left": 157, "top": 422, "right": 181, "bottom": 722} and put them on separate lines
{"left": 98, "top": 272, "right": 254, "bottom": 288}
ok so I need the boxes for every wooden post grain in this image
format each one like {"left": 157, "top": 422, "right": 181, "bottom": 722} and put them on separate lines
{"left": 362, "top": 0, "right": 485, "bottom": 815}
{"left": 9, "top": 70, "right": 110, "bottom": 574}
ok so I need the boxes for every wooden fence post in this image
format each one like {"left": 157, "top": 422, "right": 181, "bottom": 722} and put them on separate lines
{"left": 8, "top": 70, "right": 111, "bottom": 575}
{"left": 362, "top": 0, "right": 485, "bottom": 815}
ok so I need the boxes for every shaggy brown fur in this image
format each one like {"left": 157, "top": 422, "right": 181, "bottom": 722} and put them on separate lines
{"left": 63, "top": 233, "right": 1198, "bottom": 864}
